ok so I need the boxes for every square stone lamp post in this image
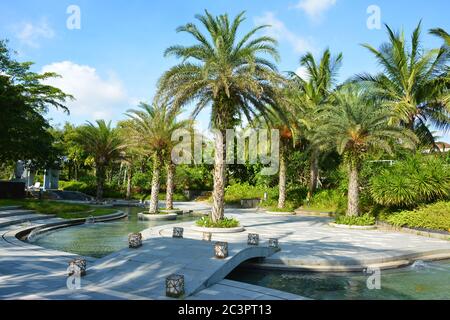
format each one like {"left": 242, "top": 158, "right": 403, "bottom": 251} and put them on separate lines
{"left": 247, "top": 233, "right": 260, "bottom": 246}
{"left": 173, "top": 227, "right": 184, "bottom": 238}
{"left": 166, "top": 274, "right": 185, "bottom": 298}
{"left": 128, "top": 233, "right": 142, "bottom": 248}
{"left": 214, "top": 241, "right": 229, "bottom": 259}
{"left": 68, "top": 258, "right": 87, "bottom": 277}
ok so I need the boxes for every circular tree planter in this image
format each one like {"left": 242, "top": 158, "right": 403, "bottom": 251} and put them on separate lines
{"left": 329, "top": 222, "right": 377, "bottom": 230}
{"left": 191, "top": 226, "right": 245, "bottom": 233}
{"left": 159, "top": 209, "right": 184, "bottom": 215}
{"left": 138, "top": 212, "right": 177, "bottom": 221}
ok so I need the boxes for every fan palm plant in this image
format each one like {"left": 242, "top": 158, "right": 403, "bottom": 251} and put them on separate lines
{"left": 156, "top": 11, "right": 283, "bottom": 222}
{"left": 287, "top": 49, "right": 343, "bottom": 200}
{"left": 76, "top": 120, "right": 125, "bottom": 200}
{"left": 126, "top": 103, "right": 192, "bottom": 213}
{"left": 358, "top": 23, "right": 450, "bottom": 146}
{"left": 312, "top": 86, "right": 418, "bottom": 216}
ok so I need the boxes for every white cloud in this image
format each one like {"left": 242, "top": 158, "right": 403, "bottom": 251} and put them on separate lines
{"left": 41, "top": 61, "right": 130, "bottom": 122}
{"left": 295, "top": 66, "right": 310, "bottom": 80}
{"left": 14, "top": 19, "right": 55, "bottom": 48}
{"left": 294, "top": 0, "right": 337, "bottom": 21}
{"left": 254, "top": 12, "right": 316, "bottom": 54}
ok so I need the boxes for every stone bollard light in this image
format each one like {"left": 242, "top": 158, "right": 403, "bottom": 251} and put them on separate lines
{"left": 268, "top": 238, "right": 279, "bottom": 249}
{"left": 247, "top": 233, "right": 260, "bottom": 246}
{"left": 173, "top": 227, "right": 184, "bottom": 238}
{"left": 68, "top": 258, "right": 87, "bottom": 277}
{"left": 166, "top": 274, "right": 185, "bottom": 298}
{"left": 128, "top": 232, "right": 143, "bottom": 248}
{"left": 214, "top": 241, "right": 229, "bottom": 259}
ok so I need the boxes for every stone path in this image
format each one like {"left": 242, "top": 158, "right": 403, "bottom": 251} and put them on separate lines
{"left": 1, "top": 204, "right": 450, "bottom": 300}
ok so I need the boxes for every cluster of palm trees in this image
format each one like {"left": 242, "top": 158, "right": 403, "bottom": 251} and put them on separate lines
{"left": 76, "top": 11, "right": 449, "bottom": 220}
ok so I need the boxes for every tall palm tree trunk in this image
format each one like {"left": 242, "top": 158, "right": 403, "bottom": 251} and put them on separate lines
{"left": 96, "top": 165, "right": 105, "bottom": 201}
{"left": 126, "top": 165, "right": 133, "bottom": 200}
{"left": 278, "top": 147, "right": 286, "bottom": 209}
{"left": 212, "top": 130, "right": 225, "bottom": 223}
{"left": 149, "top": 153, "right": 161, "bottom": 214}
{"left": 347, "top": 163, "right": 360, "bottom": 217}
{"left": 307, "top": 150, "right": 319, "bottom": 200}
{"left": 165, "top": 162, "right": 175, "bottom": 210}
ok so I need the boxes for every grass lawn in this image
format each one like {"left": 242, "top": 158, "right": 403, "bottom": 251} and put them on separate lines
{"left": 0, "top": 199, "right": 116, "bottom": 220}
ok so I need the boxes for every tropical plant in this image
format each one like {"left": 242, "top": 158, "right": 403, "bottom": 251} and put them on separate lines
{"left": 358, "top": 23, "right": 450, "bottom": 146}
{"left": 76, "top": 120, "right": 125, "bottom": 200}
{"left": 370, "top": 154, "right": 450, "bottom": 208}
{"left": 312, "top": 86, "right": 417, "bottom": 216}
{"left": 430, "top": 28, "right": 450, "bottom": 47}
{"left": 286, "top": 49, "right": 343, "bottom": 200}
{"left": 126, "top": 103, "right": 192, "bottom": 213}
{"left": 157, "top": 11, "right": 282, "bottom": 222}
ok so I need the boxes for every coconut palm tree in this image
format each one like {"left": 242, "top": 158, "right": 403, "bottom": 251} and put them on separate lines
{"left": 156, "top": 11, "right": 282, "bottom": 222}
{"left": 76, "top": 120, "right": 125, "bottom": 200}
{"left": 287, "top": 49, "right": 343, "bottom": 200}
{"left": 312, "top": 86, "right": 418, "bottom": 216}
{"left": 358, "top": 23, "right": 450, "bottom": 146}
{"left": 126, "top": 103, "right": 192, "bottom": 213}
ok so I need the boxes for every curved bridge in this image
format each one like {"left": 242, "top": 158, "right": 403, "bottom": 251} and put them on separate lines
{"left": 84, "top": 235, "right": 280, "bottom": 299}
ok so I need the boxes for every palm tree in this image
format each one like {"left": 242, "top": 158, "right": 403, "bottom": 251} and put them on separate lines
{"left": 312, "top": 86, "right": 417, "bottom": 216}
{"left": 117, "top": 120, "right": 141, "bottom": 200}
{"left": 76, "top": 120, "right": 125, "bottom": 200}
{"left": 358, "top": 23, "right": 450, "bottom": 146}
{"left": 126, "top": 103, "right": 192, "bottom": 213}
{"left": 287, "top": 49, "right": 343, "bottom": 200}
{"left": 430, "top": 28, "right": 450, "bottom": 46}
{"left": 157, "top": 11, "right": 282, "bottom": 222}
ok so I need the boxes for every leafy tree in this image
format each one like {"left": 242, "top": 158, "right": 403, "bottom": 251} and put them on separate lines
{"left": 157, "top": 11, "right": 282, "bottom": 222}
{"left": 312, "top": 86, "right": 417, "bottom": 216}
{"left": 76, "top": 120, "right": 125, "bottom": 200}
{"left": 0, "top": 40, "right": 72, "bottom": 166}
{"left": 358, "top": 23, "right": 450, "bottom": 146}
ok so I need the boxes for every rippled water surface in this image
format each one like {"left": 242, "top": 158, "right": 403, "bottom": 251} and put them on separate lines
{"left": 30, "top": 207, "right": 196, "bottom": 258}
{"left": 228, "top": 260, "right": 450, "bottom": 300}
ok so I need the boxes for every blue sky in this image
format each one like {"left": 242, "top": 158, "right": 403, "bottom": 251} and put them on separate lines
{"left": 1, "top": 0, "right": 449, "bottom": 141}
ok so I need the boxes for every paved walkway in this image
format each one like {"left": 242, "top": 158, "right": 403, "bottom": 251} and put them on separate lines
{"left": 1, "top": 204, "right": 450, "bottom": 300}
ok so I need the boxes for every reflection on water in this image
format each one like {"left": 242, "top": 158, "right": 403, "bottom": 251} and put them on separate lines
{"left": 227, "top": 260, "right": 450, "bottom": 300}
{"left": 30, "top": 207, "right": 197, "bottom": 258}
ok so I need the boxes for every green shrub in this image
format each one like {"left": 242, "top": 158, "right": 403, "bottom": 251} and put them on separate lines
{"left": 385, "top": 201, "right": 450, "bottom": 231}
{"left": 224, "top": 183, "right": 277, "bottom": 204}
{"left": 304, "top": 189, "right": 347, "bottom": 213}
{"left": 195, "top": 216, "right": 240, "bottom": 228}
{"left": 370, "top": 155, "right": 450, "bottom": 208}
{"left": 335, "top": 214, "right": 375, "bottom": 226}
